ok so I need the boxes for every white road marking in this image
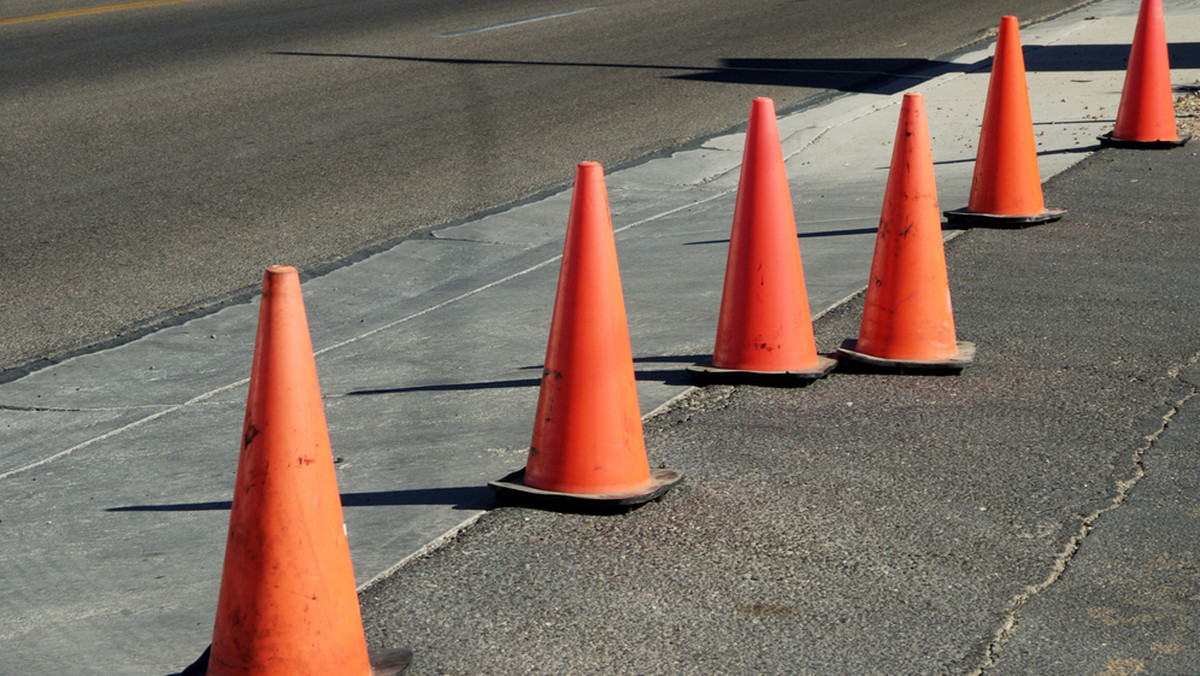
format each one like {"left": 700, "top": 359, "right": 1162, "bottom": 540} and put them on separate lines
{"left": 440, "top": 8, "right": 593, "bottom": 38}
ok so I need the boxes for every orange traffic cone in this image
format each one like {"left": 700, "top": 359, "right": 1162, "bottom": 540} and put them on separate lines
{"left": 687, "top": 97, "right": 836, "bottom": 385}
{"left": 1100, "top": 0, "right": 1190, "bottom": 148}
{"left": 839, "top": 93, "right": 975, "bottom": 373}
{"left": 488, "top": 162, "right": 681, "bottom": 511}
{"left": 945, "top": 16, "right": 1066, "bottom": 227}
{"left": 203, "top": 266, "right": 410, "bottom": 676}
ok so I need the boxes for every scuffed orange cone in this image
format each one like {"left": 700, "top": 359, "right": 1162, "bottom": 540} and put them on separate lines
{"left": 839, "top": 93, "right": 975, "bottom": 373}
{"left": 488, "top": 163, "right": 681, "bottom": 512}
{"left": 945, "top": 16, "right": 1066, "bottom": 227}
{"left": 687, "top": 97, "right": 836, "bottom": 385}
{"left": 204, "top": 266, "right": 410, "bottom": 676}
{"left": 1100, "top": 0, "right": 1190, "bottom": 148}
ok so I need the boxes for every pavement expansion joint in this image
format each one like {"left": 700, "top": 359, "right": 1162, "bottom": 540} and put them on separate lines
{"left": 0, "top": 404, "right": 88, "bottom": 413}
{"left": 972, "top": 354, "right": 1200, "bottom": 674}
{"left": 0, "top": 402, "right": 207, "bottom": 413}
{"left": 427, "top": 233, "right": 532, "bottom": 246}
{"left": 0, "top": 380, "right": 250, "bottom": 482}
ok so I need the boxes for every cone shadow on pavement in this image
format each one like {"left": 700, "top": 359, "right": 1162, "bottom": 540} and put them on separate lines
{"left": 194, "top": 266, "right": 410, "bottom": 676}
{"left": 945, "top": 16, "right": 1066, "bottom": 227}
{"left": 688, "top": 97, "right": 836, "bottom": 386}
{"left": 1099, "top": 0, "right": 1191, "bottom": 148}
{"left": 838, "top": 93, "right": 974, "bottom": 374}
{"left": 489, "top": 162, "right": 681, "bottom": 513}
{"left": 112, "top": 486, "right": 495, "bottom": 513}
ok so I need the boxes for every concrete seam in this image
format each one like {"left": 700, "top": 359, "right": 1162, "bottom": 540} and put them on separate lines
{"left": 0, "top": 402, "right": 226, "bottom": 413}
{"left": 357, "top": 511, "right": 487, "bottom": 593}
{"left": 427, "top": 235, "right": 531, "bottom": 245}
{"left": 971, "top": 350, "right": 1200, "bottom": 674}
{"left": 0, "top": 377, "right": 249, "bottom": 482}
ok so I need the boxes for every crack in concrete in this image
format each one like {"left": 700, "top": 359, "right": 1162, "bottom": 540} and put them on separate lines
{"left": 972, "top": 351, "right": 1200, "bottom": 674}
{"left": 0, "top": 403, "right": 186, "bottom": 413}
{"left": 427, "top": 234, "right": 533, "bottom": 246}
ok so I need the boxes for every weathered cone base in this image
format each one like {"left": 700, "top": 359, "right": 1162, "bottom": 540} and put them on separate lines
{"left": 179, "top": 646, "right": 413, "bottom": 676}
{"left": 370, "top": 648, "right": 416, "bottom": 676}
{"left": 488, "top": 467, "right": 682, "bottom": 512}
{"left": 686, "top": 355, "right": 837, "bottom": 387}
{"left": 836, "top": 339, "right": 976, "bottom": 374}
{"left": 944, "top": 206, "right": 1067, "bottom": 228}
{"left": 1097, "top": 130, "right": 1191, "bottom": 149}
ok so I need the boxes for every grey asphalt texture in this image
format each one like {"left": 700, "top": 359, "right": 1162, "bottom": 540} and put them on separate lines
{"left": 357, "top": 145, "right": 1200, "bottom": 674}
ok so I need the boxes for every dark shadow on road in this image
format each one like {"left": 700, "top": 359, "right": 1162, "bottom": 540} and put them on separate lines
{"left": 633, "top": 354, "right": 712, "bottom": 364}
{"left": 515, "top": 354, "right": 710, "bottom": 369}
{"left": 634, "top": 367, "right": 694, "bottom": 387}
{"left": 346, "top": 368, "right": 695, "bottom": 389}
{"left": 673, "top": 57, "right": 938, "bottom": 94}
{"left": 1033, "top": 119, "right": 1116, "bottom": 125}
{"left": 932, "top": 142, "right": 1105, "bottom": 167}
{"left": 1023, "top": 41, "right": 1200, "bottom": 72}
{"left": 347, "top": 378, "right": 540, "bottom": 395}
{"left": 686, "top": 227, "right": 880, "bottom": 246}
{"left": 521, "top": 355, "right": 712, "bottom": 367}
{"left": 685, "top": 221, "right": 980, "bottom": 247}
{"left": 358, "top": 357, "right": 707, "bottom": 392}
{"left": 274, "top": 51, "right": 960, "bottom": 94}
{"left": 798, "top": 226, "right": 881, "bottom": 238}
{"left": 108, "top": 485, "right": 494, "bottom": 513}
{"left": 274, "top": 44, "right": 1200, "bottom": 93}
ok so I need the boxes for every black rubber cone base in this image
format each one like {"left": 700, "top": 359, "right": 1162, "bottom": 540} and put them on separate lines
{"left": 1098, "top": 130, "right": 1191, "bottom": 149}
{"left": 488, "top": 467, "right": 683, "bottom": 513}
{"left": 836, "top": 339, "right": 975, "bottom": 374}
{"left": 371, "top": 648, "right": 415, "bottom": 675}
{"left": 179, "top": 646, "right": 413, "bottom": 676}
{"left": 944, "top": 206, "right": 1066, "bottom": 228}
{"left": 686, "top": 354, "right": 837, "bottom": 386}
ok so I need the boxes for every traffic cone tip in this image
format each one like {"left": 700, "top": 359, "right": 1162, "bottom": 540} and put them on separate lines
{"left": 1102, "top": 0, "right": 1189, "bottom": 148}
{"left": 494, "top": 162, "right": 681, "bottom": 511}
{"left": 842, "top": 93, "right": 974, "bottom": 373}
{"left": 692, "top": 96, "right": 833, "bottom": 385}
{"left": 945, "top": 15, "right": 1065, "bottom": 227}
{"left": 204, "top": 265, "right": 408, "bottom": 676}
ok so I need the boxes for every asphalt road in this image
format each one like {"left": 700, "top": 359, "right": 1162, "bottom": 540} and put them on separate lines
{"left": 1, "top": 0, "right": 1088, "bottom": 377}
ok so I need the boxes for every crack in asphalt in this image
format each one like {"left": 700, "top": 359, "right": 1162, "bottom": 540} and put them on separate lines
{"left": 972, "top": 350, "right": 1200, "bottom": 674}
